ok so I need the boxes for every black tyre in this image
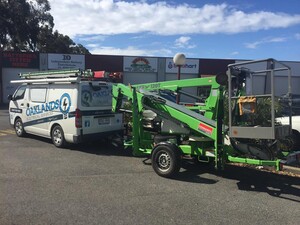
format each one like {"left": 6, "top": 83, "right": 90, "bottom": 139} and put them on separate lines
{"left": 14, "top": 118, "right": 26, "bottom": 137}
{"left": 151, "top": 143, "right": 181, "bottom": 178}
{"left": 51, "top": 125, "right": 66, "bottom": 148}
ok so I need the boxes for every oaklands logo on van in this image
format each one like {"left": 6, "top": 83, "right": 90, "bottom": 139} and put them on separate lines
{"left": 26, "top": 93, "right": 71, "bottom": 116}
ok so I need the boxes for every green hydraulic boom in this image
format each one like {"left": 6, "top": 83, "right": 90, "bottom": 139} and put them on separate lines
{"left": 112, "top": 58, "right": 299, "bottom": 178}
{"left": 112, "top": 76, "right": 227, "bottom": 177}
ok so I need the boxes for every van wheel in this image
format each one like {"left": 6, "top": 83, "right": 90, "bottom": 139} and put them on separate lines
{"left": 151, "top": 143, "right": 181, "bottom": 178}
{"left": 14, "top": 118, "right": 26, "bottom": 137}
{"left": 52, "top": 125, "right": 66, "bottom": 148}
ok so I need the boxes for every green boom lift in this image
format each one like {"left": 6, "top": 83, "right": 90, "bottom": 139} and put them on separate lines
{"left": 112, "top": 58, "right": 299, "bottom": 178}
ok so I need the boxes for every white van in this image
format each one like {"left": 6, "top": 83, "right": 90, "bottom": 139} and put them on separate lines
{"left": 277, "top": 116, "right": 300, "bottom": 133}
{"left": 8, "top": 70, "right": 123, "bottom": 147}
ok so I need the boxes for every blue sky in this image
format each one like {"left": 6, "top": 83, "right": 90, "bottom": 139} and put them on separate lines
{"left": 49, "top": 0, "right": 300, "bottom": 61}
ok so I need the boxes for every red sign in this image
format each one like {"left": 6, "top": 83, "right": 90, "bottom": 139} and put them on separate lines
{"left": 198, "top": 123, "right": 213, "bottom": 135}
{"left": 2, "top": 52, "right": 39, "bottom": 68}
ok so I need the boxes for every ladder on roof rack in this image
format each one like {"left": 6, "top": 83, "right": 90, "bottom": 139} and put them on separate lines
{"left": 19, "top": 69, "right": 94, "bottom": 79}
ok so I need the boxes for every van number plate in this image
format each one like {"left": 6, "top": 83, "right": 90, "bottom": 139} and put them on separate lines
{"left": 98, "top": 117, "right": 110, "bottom": 125}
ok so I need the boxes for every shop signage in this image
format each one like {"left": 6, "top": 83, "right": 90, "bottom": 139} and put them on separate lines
{"left": 48, "top": 54, "right": 85, "bottom": 70}
{"left": 124, "top": 57, "right": 158, "bottom": 73}
{"left": 165, "top": 58, "right": 199, "bottom": 74}
{"left": 2, "top": 52, "right": 39, "bottom": 68}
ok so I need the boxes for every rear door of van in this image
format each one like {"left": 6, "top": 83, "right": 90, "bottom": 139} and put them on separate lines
{"left": 79, "top": 81, "right": 123, "bottom": 137}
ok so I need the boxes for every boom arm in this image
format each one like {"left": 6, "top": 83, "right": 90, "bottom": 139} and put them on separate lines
{"left": 112, "top": 77, "right": 224, "bottom": 165}
{"left": 113, "top": 77, "right": 222, "bottom": 136}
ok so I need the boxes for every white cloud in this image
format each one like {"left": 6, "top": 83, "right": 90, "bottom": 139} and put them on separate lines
{"left": 77, "top": 35, "right": 107, "bottom": 42}
{"left": 174, "top": 36, "right": 196, "bottom": 49}
{"left": 49, "top": 0, "right": 300, "bottom": 37}
{"left": 175, "top": 36, "right": 191, "bottom": 47}
{"left": 91, "top": 46, "right": 148, "bottom": 56}
{"left": 89, "top": 45, "right": 173, "bottom": 56}
{"left": 245, "top": 37, "right": 287, "bottom": 49}
{"left": 230, "top": 51, "right": 239, "bottom": 56}
{"left": 245, "top": 41, "right": 260, "bottom": 49}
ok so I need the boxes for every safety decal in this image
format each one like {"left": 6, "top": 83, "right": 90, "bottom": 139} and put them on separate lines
{"left": 198, "top": 123, "right": 213, "bottom": 135}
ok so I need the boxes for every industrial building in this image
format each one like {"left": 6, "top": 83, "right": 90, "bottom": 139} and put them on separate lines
{"left": 1, "top": 52, "right": 299, "bottom": 104}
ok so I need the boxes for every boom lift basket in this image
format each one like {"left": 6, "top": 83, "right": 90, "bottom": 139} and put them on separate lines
{"left": 227, "top": 58, "right": 292, "bottom": 140}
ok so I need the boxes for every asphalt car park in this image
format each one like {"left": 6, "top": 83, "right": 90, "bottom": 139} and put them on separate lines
{"left": 0, "top": 108, "right": 299, "bottom": 225}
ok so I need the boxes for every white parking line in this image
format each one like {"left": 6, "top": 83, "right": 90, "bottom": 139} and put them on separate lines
{"left": 0, "top": 129, "right": 15, "bottom": 136}
{"left": 1, "top": 129, "right": 15, "bottom": 134}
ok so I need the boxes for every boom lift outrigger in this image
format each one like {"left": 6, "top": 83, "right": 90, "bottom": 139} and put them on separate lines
{"left": 112, "top": 58, "right": 298, "bottom": 178}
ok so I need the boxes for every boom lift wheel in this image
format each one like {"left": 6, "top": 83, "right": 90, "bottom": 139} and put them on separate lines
{"left": 51, "top": 125, "right": 66, "bottom": 148}
{"left": 151, "top": 143, "right": 181, "bottom": 178}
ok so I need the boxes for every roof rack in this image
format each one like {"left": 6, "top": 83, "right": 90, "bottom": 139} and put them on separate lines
{"left": 19, "top": 69, "right": 94, "bottom": 79}
{"left": 10, "top": 77, "right": 81, "bottom": 84}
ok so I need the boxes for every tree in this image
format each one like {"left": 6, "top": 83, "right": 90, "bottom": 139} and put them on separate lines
{"left": 38, "top": 28, "right": 90, "bottom": 54}
{"left": 0, "top": 0, "right": 90, "bottom": 54}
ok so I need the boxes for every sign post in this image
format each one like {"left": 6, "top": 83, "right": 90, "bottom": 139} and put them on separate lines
{"left": 173, "top": 53, "right": 186, "bottom": 103}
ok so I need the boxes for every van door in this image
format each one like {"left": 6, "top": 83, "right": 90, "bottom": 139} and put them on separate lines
{"left": 9, "top": 85, "right": 28, "bottom": 129}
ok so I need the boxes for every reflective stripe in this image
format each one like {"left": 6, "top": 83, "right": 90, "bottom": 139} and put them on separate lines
{"left": 24, "top": 114, "right": 64, "bottom": 126}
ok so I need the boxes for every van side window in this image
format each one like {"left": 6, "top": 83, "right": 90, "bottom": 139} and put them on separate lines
{"left": 30, "top": 88, "right": 47, "bottom": 103}
{"left": 13, "top": 86, "right": 26, "bottom": 100}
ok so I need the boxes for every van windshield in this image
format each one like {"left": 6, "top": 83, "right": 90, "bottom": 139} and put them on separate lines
{"left": 81, "top": 83, "right": 112, "bottom": 107}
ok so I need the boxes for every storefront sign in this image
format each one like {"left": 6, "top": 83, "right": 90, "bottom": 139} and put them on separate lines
{"left": 165, "top": 58, "right": 199, "bottom": 74}
{"left": 2, "top": 52, "right": 39, "bottom": 68}
{"left": 48, "top": 54, "right": 85, "bottom": 70}
{"left": 124, "top": 57, "right": 158, "bottom": 73}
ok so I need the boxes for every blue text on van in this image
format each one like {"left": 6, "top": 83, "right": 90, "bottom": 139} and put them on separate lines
{"left": 26, "top": 100, "right": 59, "bottom": 116}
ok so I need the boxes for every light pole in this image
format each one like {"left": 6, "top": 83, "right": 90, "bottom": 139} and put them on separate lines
{"left": 173, "top": 53, "right": 186, "bottom": 103}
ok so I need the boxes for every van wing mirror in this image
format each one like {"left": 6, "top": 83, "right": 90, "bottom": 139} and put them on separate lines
{"left": 7, "top": 95, "right": 13, "bottom": 101}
